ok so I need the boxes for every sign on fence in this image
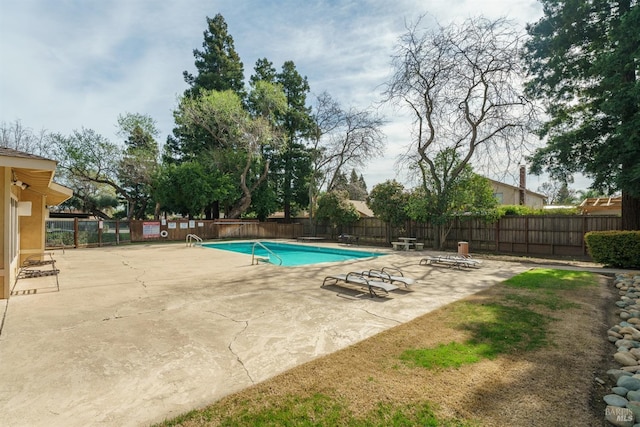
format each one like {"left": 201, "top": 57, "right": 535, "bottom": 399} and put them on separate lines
{"left": 142, "top": 221, "right": 160, "bottom": 239}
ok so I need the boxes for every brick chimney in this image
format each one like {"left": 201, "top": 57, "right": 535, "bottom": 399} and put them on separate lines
{"left": 519, "top": 165, "right": 526, "bottom": 205}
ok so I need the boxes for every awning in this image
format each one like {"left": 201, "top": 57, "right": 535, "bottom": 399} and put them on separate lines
{"left": 1, "top": 148, "right": 73, "bottom": 206}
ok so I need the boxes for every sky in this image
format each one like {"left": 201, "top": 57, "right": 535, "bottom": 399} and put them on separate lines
{"left": 1, "top": 0, "right": 589, "bottom": 194}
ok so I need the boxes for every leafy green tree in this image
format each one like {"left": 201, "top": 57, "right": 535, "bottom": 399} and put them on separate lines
{"left": 53, "top": 176, "right": 119, "bottom": 219}
{"left": 116, "top": 112, "right": 160, "bottom": 143}
{"left": 555, "top": 183, "right": 576, "bottom": 205}
{"left": 248, "top": 59, "right": 315, "bottom": 221}
{"left": 165, "top": 13, "right": 246, "bottom": 164}
{"left": 316, "top": 190, "right": 360, "bottom": 236}
{"left": 576, "top": 189, "right": 609, "bottom": 201}
{"left": 173, "top": 87, "right": 286, "bottom": 218}
{"left": 48, "top": 128, "right": 136, "bottom": 219}
{"left": 405, "top": 150, "right": 498, "bottom": 248}
{"left": 154, "top": 162, "right": 233, "bottom": 218}
{"left": 247, "top": 180, "right": 279, "bottom": 221}
{"left": 116, "top": 113, "right": 160, "bottom": 219}
{"left": 384, "top": 17, "right": 532, "bottom": 247}
{"left": 367, "top": 180, "right": 409, "bottom": 243}
{"left": 524, "top": 0, "right": 640, "bottom": 230}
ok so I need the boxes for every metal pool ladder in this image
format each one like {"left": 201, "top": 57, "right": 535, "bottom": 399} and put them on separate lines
{"left": 251, "top": 242, "right": 283, "bottom": 265}
{"left": 186, "top": 234, "right": 203, "bottom": 247}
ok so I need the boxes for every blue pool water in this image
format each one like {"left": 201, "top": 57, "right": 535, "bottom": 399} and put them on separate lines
{"left": 202, "top": 241, "right": 383, "bottom": 266}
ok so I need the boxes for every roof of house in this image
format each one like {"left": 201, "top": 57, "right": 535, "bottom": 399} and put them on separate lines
{"left": 0, "top": 147, "right": 51, "bottom": 161}
{"left": 0, "top": 147, "right": 73, "bottom": 205}
{"left": 487, "top": 178, "right": 548, "bottom": 200}
{"left": 349, "top": 200, "right": 374, "bottom": 217}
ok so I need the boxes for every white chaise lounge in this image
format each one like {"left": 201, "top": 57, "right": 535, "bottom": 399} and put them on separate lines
{"left": 419, "top": 255, "right": 482, "bottom": 269}
{"left": 358, "top": 267, "right": 416, "bottom": 288}
{"left": 322, "top": 272, "right": 399, "bottom": 297}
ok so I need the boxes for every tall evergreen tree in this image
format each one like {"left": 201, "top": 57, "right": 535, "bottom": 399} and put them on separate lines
{"left": 249, "top": 58, "right": 278, "bottom": 87}
{"left": 250, "top": 60, "right": 314, "bottom": 221}
{"left": 524, "top": 0, "right": 640, "bottom": 229}
{"left": 183, "top": 13, "right": 245, "bottom": 98}
{"left": 165, "top": 13, "right": 246, "bottom": 164}
{"left": 277, "top": 61, "right": 314, "bottom": 221}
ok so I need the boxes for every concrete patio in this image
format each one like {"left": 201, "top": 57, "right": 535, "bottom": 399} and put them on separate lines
{"left": 0, "top": 242, "right": 533, "bottom": 427}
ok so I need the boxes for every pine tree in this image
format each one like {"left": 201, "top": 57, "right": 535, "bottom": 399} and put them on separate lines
{"left": 165, "top": 14, "right": 247, "bottom": 164}
{"left": 524, "top": 1, "right": 640, "bottom": 229}
{"left": 183, "top": 14, "right": 245, "bottom": 98}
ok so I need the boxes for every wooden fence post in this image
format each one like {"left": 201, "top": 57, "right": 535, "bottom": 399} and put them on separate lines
{"left": 74, "top": 217, "right": 79, "bottom": 248}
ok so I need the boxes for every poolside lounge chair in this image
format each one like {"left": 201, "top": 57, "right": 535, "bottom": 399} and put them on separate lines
{"left": 322, "top": 272, "right": 399, "bottom": 298}
{"left": 358, "top": 267, "right": 415, "bottom": 288}
{"left": 419, "top": 255, "right": 481, "bottom": 269}
{"left": 15, "top": 253, "right": 60, "bottom": 290}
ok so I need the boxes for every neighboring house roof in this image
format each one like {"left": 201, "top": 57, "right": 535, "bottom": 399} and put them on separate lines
{"left": 543, "top": 205, "right": 576, "bottom": 210}
{"left": 268, "top": 210, "right": 309, "bottom": 219}
{"left": 579, "top": 196, "right": 622, "bottom": 215}
{"left": 0, "top": 147, "right": 73, "bottom": 205}
{"left": 487, "top": 178, "right": 548, "bottom": 202}
{"left": 349, "top": 200, "right": 374, "bottom": 217}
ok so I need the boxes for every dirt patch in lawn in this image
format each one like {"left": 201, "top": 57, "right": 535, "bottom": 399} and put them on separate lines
{"left": 166, "top": 271, "right": 617, "bottom": 426}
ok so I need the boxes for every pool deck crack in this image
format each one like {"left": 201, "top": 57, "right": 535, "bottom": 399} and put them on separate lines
{"left": 229, "top": 320, "right": 253, "bottom": 384}
{"left": 207, "top": 310, "right": 255, "bottom": 384}
{"left": 358, "top": 308, "right": 402, "bottom": 325}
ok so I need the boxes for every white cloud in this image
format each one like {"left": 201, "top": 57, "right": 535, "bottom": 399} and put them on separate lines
{"left": 2, "top": 0, "right": 582, "bottom": 193}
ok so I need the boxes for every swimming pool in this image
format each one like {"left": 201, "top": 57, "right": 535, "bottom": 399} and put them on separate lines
{"left": 202, "top": 241, "right": 384, "bottom": 266}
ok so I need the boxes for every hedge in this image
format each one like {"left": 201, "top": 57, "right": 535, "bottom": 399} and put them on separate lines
{"left": 584, "top": 230, "right": 640, "bottom": 268}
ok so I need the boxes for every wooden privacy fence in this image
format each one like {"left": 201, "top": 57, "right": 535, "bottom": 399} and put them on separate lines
{"left": 309, "top": 215, "right": 622, "bottom": 258}
{"left": 129, "top": 219, "right": 304, "bottom": 242}
{"left": 47, "top": 215, "right": 621, "bottom": 259}
{"left": 46, "top": 218, "right": 304, "bottom": 248}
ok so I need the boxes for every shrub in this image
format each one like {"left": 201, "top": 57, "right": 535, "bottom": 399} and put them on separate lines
{"left": 498, "top": 205, "right": 543, "bottom": 216}
{"left": 584, "top": 230, "right": 640, "bottom": 268}
{"left": 497, "top": 205, "right": 579, "bottom": 217}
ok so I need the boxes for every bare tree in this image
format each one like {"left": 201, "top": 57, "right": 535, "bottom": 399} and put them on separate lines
{"left": 307, "top": 92, "right": 385, "bottom": 233}
{"left": 384, "top": 16, "right": 537, "bottom": 248}
{"left": 0, "top": 120, "right": 49, "bottom": 156}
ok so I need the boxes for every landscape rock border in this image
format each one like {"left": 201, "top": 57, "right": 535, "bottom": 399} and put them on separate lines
{"left": 603, "top": 273, "right": 640, "bottom": 427}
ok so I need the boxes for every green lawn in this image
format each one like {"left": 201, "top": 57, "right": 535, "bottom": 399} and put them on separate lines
{"left": 156, "top": 268, "right": 598, "bottom": 427}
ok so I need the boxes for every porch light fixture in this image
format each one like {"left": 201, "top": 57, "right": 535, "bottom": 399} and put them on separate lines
{"left": 12, "top": 179, "right": 28, "bottom": 190}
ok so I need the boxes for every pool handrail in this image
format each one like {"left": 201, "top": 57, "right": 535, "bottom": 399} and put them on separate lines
{"left": 186, "top": 234, "right": 203, "bottom": 247}
{"left": 251, "top": 242, "right": 283, "bottom": 265}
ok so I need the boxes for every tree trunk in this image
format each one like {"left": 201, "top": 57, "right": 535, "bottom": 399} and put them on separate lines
{"left": 227, "top": 195, "right": 252, "bottom": 219}
{"left": 283, "top": 201, "right": 291, "bottom": 223}
{"left": 432, "top": 224, "right": 442, "bottom": 250}
{"left": 227, "top": 158, "right": 270, "bottom": 219}
{"left": 621, "top": 191, "right": 640, "bottom": 230}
